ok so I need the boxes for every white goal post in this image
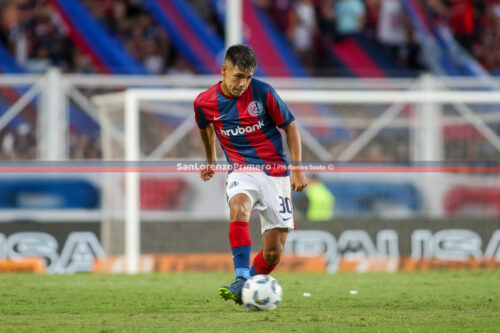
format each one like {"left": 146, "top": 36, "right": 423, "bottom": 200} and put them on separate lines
{"left": 92, "top": 80, "right": 500, "bottom": 274}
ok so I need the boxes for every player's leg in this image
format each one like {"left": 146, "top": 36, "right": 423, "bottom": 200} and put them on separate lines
{"left": 228, "top": 193, "right": 252, "bottom": 280}
{"left": 250, "top": 228, "right": 288, "bottom": 276}
{"left": 218, "top": 193, "right": 252, "bottom": 304}
{"left": 219, "top": 173, "right": 260, "bottom": 304}
{"left": 249, "top": 174, "right": 293, "bottom": 276}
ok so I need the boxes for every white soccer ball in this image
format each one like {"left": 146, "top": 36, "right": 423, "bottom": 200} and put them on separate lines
{"left": 241, "top": 274, "right": 282, "bottom": 311}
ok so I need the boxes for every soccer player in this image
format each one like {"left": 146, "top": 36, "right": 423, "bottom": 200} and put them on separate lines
{"left": 194, "top": 44, "right": 308, "bottom": 305}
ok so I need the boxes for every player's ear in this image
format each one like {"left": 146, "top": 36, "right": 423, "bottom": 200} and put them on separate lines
{"left": 221, "top": 64, "right": 227, "bottom": 76}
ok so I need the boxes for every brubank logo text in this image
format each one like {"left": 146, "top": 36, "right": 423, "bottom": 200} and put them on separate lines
{"left": 220, "top": 120, "right": 265, "bottom": 136}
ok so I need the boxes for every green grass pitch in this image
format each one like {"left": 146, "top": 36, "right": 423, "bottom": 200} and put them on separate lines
{"left": 1, "top": 271, "right": 499, "bottom": 332}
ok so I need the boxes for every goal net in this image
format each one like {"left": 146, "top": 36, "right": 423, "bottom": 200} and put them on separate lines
{"left": 92, "top": 77, "right": 500, "bottom": 273}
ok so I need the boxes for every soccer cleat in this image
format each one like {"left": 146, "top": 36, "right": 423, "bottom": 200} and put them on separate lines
{"left": 218, "top": 276, "right": 247, "bottom": 305}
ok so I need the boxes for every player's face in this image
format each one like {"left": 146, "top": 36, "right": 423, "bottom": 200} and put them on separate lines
{"left": 221, "top": 61, "right": 254, "bottom": 98}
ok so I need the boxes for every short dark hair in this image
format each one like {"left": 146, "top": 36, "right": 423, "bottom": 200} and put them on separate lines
{"left": 224, "top": 44, "right": 258, "bottom": 72}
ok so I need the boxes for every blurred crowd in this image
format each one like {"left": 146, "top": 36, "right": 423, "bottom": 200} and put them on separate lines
{"left": 253, "top": 0, "right": 500, "bottom": 74}
{"left": 1, "top": 0, "right": 499, "bottom": 75}
{"left": 0, "top": 0, "right": 499, "bottom": 161}
{"left": 0, "top": 0, "right": 206, "bottom": 74}
{"left": 0, "top": 122, "right": 36, "bottom": 160}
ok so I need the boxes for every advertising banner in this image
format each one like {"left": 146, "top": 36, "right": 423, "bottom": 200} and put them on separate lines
{"left": 2, "top": 219, "right": 499, "bottom": 273}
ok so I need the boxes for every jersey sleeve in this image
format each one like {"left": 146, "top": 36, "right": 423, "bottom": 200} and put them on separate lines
{"left": 266, "top": 86, "right": 295, "bottom": 128}
{"left": 194, "top": 95, "right": 209, "bottom": 129}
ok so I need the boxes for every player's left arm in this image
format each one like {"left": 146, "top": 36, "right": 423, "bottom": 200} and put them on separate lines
{"left": 283, "top": 121, "right": 308, "bottom": 192}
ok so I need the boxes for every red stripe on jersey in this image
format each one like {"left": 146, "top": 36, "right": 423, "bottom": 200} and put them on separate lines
{"left": 266, "top": 91, "right": 286, "bottom": 127}
{"left": 201, "top": 85, "right": 243, "bottom": 165}
{"left": 193, "top": 95, "right": 205, "bottom": 128}
{"left": 194, "top": 95, "right": 201, "bottom": 110}
{"left": 237, "top": 86, "right": 286, "bottom": 176}
{"left": 217, "top": 82, "right": 234, "bottom": 100}
{"left": 196, "top": 85, "right": 217, "bottom": 122}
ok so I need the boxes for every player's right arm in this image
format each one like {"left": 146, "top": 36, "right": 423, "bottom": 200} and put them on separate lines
{"left": 199, "top": 124, "right": 217, "bottom": 181}
{"left": 194, "top": 95, "right": 216, "bottom": 181}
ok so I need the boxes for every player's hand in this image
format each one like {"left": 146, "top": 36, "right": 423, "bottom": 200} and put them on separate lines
{"left": 291, "top": 169, "right": 308, "bottom": 192}
{"left": 200, "top": 162, "right": 216, "bottom": 181}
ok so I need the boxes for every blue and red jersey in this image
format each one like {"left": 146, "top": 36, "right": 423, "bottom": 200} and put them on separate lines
{"left": 194, "top": 79, "right": 295, "bottom": 177}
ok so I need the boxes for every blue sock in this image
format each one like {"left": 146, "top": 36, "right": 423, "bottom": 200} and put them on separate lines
{"left": 249, "top": 266, "right": 257, "bottom": 276}
{"left": 231, "top": 245, "right": 251, "bottom": 279}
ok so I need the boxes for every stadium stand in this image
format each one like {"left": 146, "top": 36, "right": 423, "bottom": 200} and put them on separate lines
{"left": 0, "top": 1, "right": 498, "bottom": 153}
{"left": 51, "top": 0, "right": 147, "bottom": 74}
{"left": 2, "top": 0, "right": 498, "bottom": 76}
{"left": 0, "top": 0, "right": 498, "bottom": 218}
{"left": 143, "top": 0, "right": 223, "bottom": 74}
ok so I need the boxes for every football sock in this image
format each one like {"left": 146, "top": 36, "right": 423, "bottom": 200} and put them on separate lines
{"left": 229, "top": 221, "right": 252, "bottom": 280}
{"left": 250, "top": 249, "right": 280, "bottom": 276}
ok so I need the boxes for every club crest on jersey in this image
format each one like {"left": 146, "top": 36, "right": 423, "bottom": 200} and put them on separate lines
{"left": 247, "top": 101, "right": 264, "bottom": 117}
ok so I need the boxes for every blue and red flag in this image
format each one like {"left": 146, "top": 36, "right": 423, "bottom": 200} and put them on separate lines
{"left": 143, "top": 0, "right": 224, "bottom": 74}
{"left": 401, "top": 0, "right": 489, "bottom": 77}
{"left": 50, "top": 0, "right": 146, "bottom": 75}
{"left": 242, "top": 1, "right": 306, "bottom": 77}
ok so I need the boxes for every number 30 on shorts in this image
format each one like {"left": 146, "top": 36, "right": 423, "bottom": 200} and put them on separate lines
{"left": 278, "top": 196, "right": 292, "bottom": 214}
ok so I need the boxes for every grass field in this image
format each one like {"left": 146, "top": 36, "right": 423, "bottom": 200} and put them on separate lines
{"left": 0, "top": 271, "right": 499, "bottom": 332}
